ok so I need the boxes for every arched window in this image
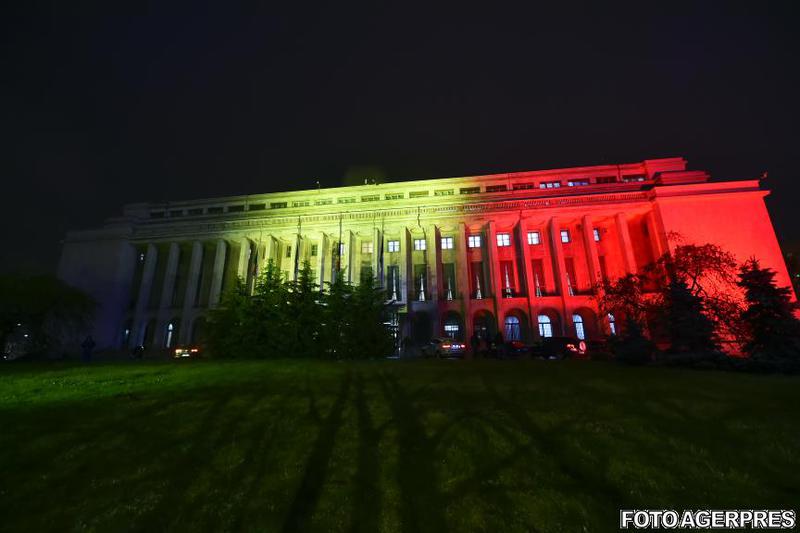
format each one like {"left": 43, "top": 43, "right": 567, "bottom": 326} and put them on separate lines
{"left": 165, "top": 322, "right": 175, "bottom": 348}
{"left": 443, "top": 316, "right": 460, "bottom": 339}
{"left": 608, "top": 313, "right": 616, "bottom": 336}
{"left": 504, "top": 315, "right": 521, "bottom": 341}
{"left": 537, "top": 314, "right": 553, "bottom": 338}
{"left": 572, "top": 314, "right": 585, "bottom": 340}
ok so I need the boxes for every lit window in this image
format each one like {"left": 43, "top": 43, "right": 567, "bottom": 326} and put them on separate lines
{"left": 441, "top": 237, "right": 454, "bottom": 250}
{"left": 538, "top": 314, "right": 553, "bottom": 337}
{"left": 622, "top": 175, "right": 646, "bottom": 183}
{"left": 270, "top": 202, "right": 287, "bottom": 209}
{"left": 496, "top": 233, "right": 511, "bottom": 247}
{"left": 567, "top": 179, "right": 590, "bottom": 187}
{"left": 139, "top": 252, "right": 146, "bottom": 263}
{"left": 414, "top": 239, "right": 426, "bottom": 251}
{"left": 285, "top": 246, "right": 292, "bottom": 258}
{"left": 608, "top": 313, "right": 616, "bottom": 335}
{"left": 573, "top": 314, "right": 585, "bottom": 340}
{"left": 527, "top": 231, "right": 541, "bottom": 245}
{"left": 361, "top": 241, "right": 374, "bottom": 254}
{"left": 388, "top": 240, "right": 400, "bottom": 253}
{"left": 443, "top": 322, "right": 460, "bottom": 338}
{"left": 504, "top": 315, "right": 521, "bottom": 341}
{"left": 540, "top": 181, "right": 561, "bottom": 189}
{"left": 311, "top": 244, "right": 318, "bottom": 256}
{"left": 468, "top": 235, "right": 481, "bottom": 248}
{"left": 560, "top": 230, "right": 571, "bottom": 243}
{"left": 593, "top": 228, "right": 601, "bottom": 242}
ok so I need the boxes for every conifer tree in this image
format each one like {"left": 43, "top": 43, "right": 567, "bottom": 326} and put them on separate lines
{"left": 736, "top": 258, "right": 800, "bottom": 360}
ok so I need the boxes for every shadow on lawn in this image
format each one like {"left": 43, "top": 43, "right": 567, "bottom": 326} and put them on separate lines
{"left": 281, "top": 371, "right": 352, "bottom": 532}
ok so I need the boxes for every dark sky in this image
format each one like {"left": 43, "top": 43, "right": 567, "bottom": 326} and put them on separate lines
{"left": 2, "top": 2, "right": 799, "bottom": 274}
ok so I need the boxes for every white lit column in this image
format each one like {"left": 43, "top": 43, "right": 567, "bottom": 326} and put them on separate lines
{"left": 133, "top": 243, "right": 158, "bottom": 345}
{"left": 236, "top": 237, "right": 250, "bottom": 280}
{"left": 208, "top": 239, "right": 228, "bottom": 307}
{"left": 581, "top": 215, "right": 602, "bottom": 288}
{"left": 615, "top": 213, "right": 637, "bottom": 274}
{"left": 425, "top": 224, "right": 439, "bottom": 301}
{"left": 316, "top": 232, "right": 328, "bottom": 288}
{"left": 158, "top": 242, "right": 181, "bottom": 310}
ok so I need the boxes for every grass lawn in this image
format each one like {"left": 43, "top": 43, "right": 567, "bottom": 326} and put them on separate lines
{"left": 1, "top": 359, "right": 798, "bottom": 532}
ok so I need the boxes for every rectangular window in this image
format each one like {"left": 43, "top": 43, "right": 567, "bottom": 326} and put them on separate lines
{"left": 311, "top": 244, "right": 318, "bottom": 256}
{"left": 227, "top": 205, "right": 245, "bottom": 212}
{"left": 486, "top": 184, "right": 507, "bottom": 193}
{"left": 413, "top": 239, "right": 426, "bottom": 251}
{"left": 314, "top": 198, "right": 332, "bottom": 206}
{"left": 388, "top": 240, "right": 400, "bottom": 253}
{"left": 596, "top": 176, "right": 616, "bottom": 184}
{"left": 527, "top": 231, "right": 541, "bottom": 245}
{"left": 361, "top": 241, "right": 373, "bottom": 254}
{"left": 169, "top": 210, "right": 184, "bottom": 217}
{"left": 207, "top": 207, "right": 223, "bottom": 214}
{"left": 285, "top": 246, "right": 292, "bottom": 258}
{"left": 292, "top": 201, "right": 310, "bottom": 208}
{"left": 468, "top": 235, "right": 481, "bottom": 248}
{"left": 441, "top": 237, "right": 454, "bottom": 250}
{"left": 385, "top": 193, "right": 404, "bottom": 200}
{"left": 270, "top": 202, "right": 287, "bottom": 209}
{"left": 567, "top": 179, "right": 590, "bottom": 187}
{"left": 337, "top": 197, "right": 356, "bottom": 204}
{"left": 188, "top": 208, "right": 203, "bottom": 216}
{"left": 434, "top": 189, "right": 454, "bottom": 196}
{"left": 593, "top": 228, "right": 601, "bottom": 242}
{"left": 409, "top": 191, "right": 429, "bottom": 198}
{"left": 539, "top": 181, "right": 561, "bottom": 189}
{"left": 460, "top": 186, "right": 480, "bottom": 195}
{"left": 622, "top": 175, "right": 646, "bottom": 183}
{"left": 496, "top": 233, "right": 511, "bottom": 247}
{"left": 248, "top": 203, "right": 266, "bottom": 211}
{"left": 361, "top": 195, "right": 379, "bottom": 202}
{"left": 560, "top": 229, "right": 571, "bottom": 243}
{"left": 513, "top": 182, "right": 535, "bottom": 190}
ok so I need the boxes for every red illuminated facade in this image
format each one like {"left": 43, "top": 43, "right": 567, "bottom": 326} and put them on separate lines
{"left": 58, "top": 157, "right": 795, "bottom": 351}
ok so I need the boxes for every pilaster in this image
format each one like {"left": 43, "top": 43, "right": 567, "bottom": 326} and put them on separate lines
{"left": 208, "top": 239, "right": 228, "bottom": 307}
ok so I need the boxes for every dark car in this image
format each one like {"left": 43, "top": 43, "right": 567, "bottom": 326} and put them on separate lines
{"left": 421, "top": 337, "right": 466, "bottom": 359}
{"left": 531, "top": 337, "right": 588, "bottom": 360}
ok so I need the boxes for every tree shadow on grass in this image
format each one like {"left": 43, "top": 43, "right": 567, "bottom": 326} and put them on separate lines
{"left": 281, "top": 370, "right": 352, "bottom": 532}
{"left": 349, "top": 372, "right": 385, "bottom": 533}
{"left": 378, "top": 372, "right": 447, "bottom": 533}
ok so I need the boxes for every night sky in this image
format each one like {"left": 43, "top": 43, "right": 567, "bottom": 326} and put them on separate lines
{"left": 2, "top": 2, "right": 799, "bottom": 274}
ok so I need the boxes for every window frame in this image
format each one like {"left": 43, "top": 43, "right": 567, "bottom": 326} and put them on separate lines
{"left": 527, "top": 231, "right": 541, "bottom": 245}
{"left": 560, "top": 229, "right": 571, "bottom": 243}
{"left": 467, "top": 235, "right": 482, "bottom": 248}
{"left": 387, "top": 240, "right": 400, "bottom": 253}
{"left": 496, "top": 233, "right": 511, "bottom": 247}
{"left": 413, "top": 238, "right": 427, "bottom": 251}
{"left": 441, "top": 237, "right": 454, "bottom": 250}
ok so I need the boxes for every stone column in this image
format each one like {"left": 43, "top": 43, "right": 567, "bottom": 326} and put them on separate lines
{"left": 179, "top": 241, "right": 203, "bottom": 343}
{"left": 518, "top": 218, "right": 537, "bottom": 316}
{"left": 158, "top": 242, "right": 181, "bottom": 310}
{"left": 288, "top": 234, "right": 299, "bottom": 281}
{"left": 372, "top": 226, "right": 382, "bottom": 283}
{"left": 425, "top": 224, "right": 439, "bottom": 301}
{"left": 456, "top": 222, "right": 473, "bottom": 349}
{"left": 208, "top": 239, "right": 228, "bottom": 307}
{"left": 347, "top": 230, "right": 356, "bottom": 283}
{"left": 133, "top": 243, "right": 158, "bottom": 345}
{"left": 646, "top": 210, "right": 667, "bottom": 261}
{"left": 549, "top": 217, "right": 569, "bottom": 335}
{"left": 615, "top": 213, "right": 637, "bottom": 274}
{"left": 581, "top": 215, "right": 602, "bottom": 288}
{"left": 264, "top": 235, "right": 276, "bottom": 269}
{"left": 399, "top": 227, "right": 410, "bottom": 302}
{"left": 237, "top": 237, "right": 250, "bottom": 280}
{"left": 316, "top": 232, "right": 328, "bottom": 288}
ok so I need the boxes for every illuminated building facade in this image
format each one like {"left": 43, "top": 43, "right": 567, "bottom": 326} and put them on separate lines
{"left": 58, "top": 157, "right": 795, "bottom": 351}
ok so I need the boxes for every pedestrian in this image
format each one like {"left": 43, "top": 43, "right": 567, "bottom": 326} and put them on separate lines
{"left": 80, "top": 335, "right": 96, "bottom": 362}
{"left": 470, "top": 331, "right": 481, "bottom": 358}
{"left": 493, "top": 331, "right": 505, "bottom": 359}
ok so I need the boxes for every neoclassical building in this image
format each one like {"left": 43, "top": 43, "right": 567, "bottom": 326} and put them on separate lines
{"left": 58, "top": 157, "right": 794, "bottom": 351}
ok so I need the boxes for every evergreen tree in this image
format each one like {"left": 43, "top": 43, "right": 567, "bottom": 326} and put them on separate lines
{"left": 736, "top": 258, "right": 800, "bottom": 360}
{"left": 207, "top": 276, "right": 252, "bottom": 358}
{"left": 661, "top": 279, "right": 718, "bottom": 354}
{"left": 251, "top": 259, "right": 290, "bottom": 358}
{"left": 321, "top": 270, "right": 353, "bottom": 358}
{"left": 349, "top": 274, "right": 394, "bottom": 359}
{"left": 286, "top": 261, "right": 322, "bottom": 358}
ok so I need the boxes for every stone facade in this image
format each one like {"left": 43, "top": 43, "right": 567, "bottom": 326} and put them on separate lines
{"left": 57, "top": 157, "right": 795, "bottom": 351}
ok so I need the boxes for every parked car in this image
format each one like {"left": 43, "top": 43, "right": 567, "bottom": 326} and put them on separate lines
{"left": 173, "top": 345, "right": 201, "bottom": 358}
{"left": 531, "top": 337, "right": 588, "bottom": 360}
{"left": 504, "top": 340, "right": 531, "bottom": 357}
{"left": 421, "top": 337, "right": 466, "bottom": 359}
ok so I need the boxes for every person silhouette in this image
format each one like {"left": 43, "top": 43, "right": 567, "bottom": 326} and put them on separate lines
{"left": 81, "top": 335, "right": 96, "bottom": 362}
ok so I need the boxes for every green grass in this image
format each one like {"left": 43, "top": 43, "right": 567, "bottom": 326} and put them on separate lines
{"left": 1, "top": 359, "right": 798, "bottom": 532}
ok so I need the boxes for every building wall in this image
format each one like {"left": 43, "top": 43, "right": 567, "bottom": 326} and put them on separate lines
{"left": 57, "top": 158, "right": 796, "bottom": 352}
